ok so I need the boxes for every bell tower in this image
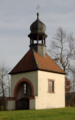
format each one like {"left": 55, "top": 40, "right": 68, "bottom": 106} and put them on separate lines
{"left": 28, "top": 13, "right": 47, "bottom": 57}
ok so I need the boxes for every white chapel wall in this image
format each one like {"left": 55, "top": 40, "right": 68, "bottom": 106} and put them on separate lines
{"left": 35, "top": 70, "right": 65, "bottom": 109}
{"left": 29, "top": 99, "right": 35, "bottom": 109}
{"left": 7, "top": 100, "right": 15, "bottom": 110}
{"left": 10, "top": 70, "right": 65, "bottom": 110}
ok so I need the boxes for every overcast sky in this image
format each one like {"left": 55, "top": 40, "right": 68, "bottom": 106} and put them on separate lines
{"left": 0, "top": 0, "right": 75, "bottom": 69}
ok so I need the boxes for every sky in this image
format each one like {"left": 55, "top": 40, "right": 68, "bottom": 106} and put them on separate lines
{"left": 0, "top": 0, "right": 75, "bottom": 69}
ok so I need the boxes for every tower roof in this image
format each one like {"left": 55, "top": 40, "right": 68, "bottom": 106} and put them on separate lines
{"left": 9, "top": 50, "right": 65, "bottom": 75}
{"left": 30, "top": 13, "right": 46, "bottom": 33}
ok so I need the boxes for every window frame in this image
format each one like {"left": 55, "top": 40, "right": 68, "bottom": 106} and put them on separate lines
{"left": 48, "top": 79, "right": 55, "bottom": 93}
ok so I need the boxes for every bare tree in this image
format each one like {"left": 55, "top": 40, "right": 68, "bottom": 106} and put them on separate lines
{"left": 68, "top": 65, "right": 75, "bottom": 92}
{"left": 0, "top": 62, "right": 10, "bottom": 110}
{"left": 48, "top": 27, "right": 75, "bottom": 73}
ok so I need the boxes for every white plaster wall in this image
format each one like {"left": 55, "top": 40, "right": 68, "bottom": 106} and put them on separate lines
{"left": 29, "top": 99, "right": 35, "bottom": 109}
{"left": 7, "top": 100, "right": 15, "bottom": 110}
{"left": 35, "top": 70, "right": 65, "bottom": 109}
{"left": 11, "top": 71, "right": 38, "bottom": 97}
{"left": 10, "top": 70, "right": 65, "bottom": 110}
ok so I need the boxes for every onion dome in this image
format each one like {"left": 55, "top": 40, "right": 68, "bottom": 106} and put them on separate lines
{"left": 30, "top": 13, "right": 46, "bottom": 33}
{"left": 28, "top": 13, "right": 47, "bottom": 57}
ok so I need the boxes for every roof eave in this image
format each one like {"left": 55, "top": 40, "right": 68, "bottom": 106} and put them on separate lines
{"left": 9, "top": 68, "right": 66, "bottom": 75}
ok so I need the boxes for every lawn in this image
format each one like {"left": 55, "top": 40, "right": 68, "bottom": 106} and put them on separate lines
{"left": 0, "top": 107, "right": 75, "bottom": 120}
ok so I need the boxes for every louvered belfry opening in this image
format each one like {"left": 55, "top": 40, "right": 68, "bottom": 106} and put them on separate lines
{"left": 28, "top": 13, "right": 47, "bottom": 57}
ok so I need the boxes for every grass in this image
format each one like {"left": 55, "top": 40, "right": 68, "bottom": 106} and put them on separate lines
{"left": 0, "top": 107, "right": 75, "bottom": 120}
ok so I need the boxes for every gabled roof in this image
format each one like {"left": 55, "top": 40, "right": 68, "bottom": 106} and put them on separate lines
{"left": 9, "top": 50, "right": 65, "bottom": 75}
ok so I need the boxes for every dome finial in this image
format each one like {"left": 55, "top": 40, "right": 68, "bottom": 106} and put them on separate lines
{"left": 36, "top": 5, "right": 40, "bottom": 20}
{"left": 37, "top": 12, "right": 39, "bottom": 20}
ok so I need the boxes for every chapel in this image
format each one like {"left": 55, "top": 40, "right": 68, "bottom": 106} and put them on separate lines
{"left": 7, "top": 13, "right": 65, "bottom": 110}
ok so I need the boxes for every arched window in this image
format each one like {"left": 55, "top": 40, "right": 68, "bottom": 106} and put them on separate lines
{"left": 24, "top": 84, "right": 27, "bottom": 94}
